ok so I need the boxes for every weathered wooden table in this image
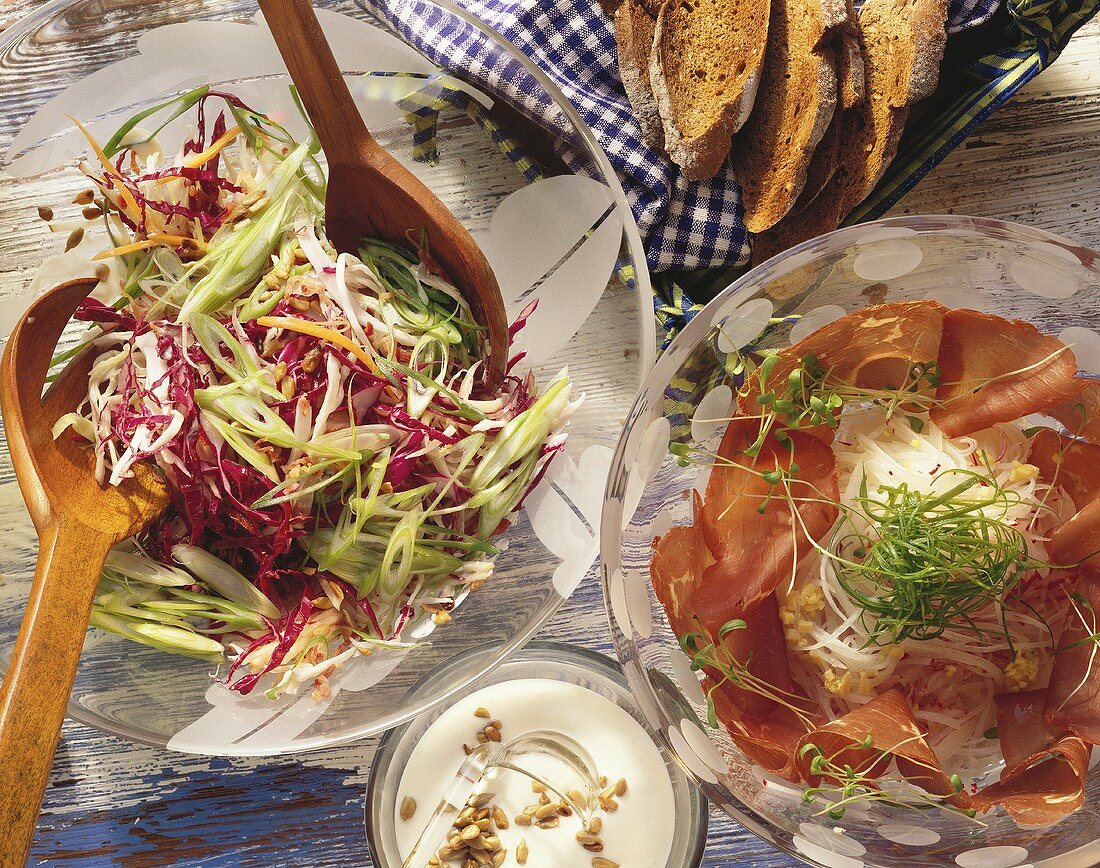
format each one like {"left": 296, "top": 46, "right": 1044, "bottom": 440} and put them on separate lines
{"left": 1, "top": 0, "right": 1098, "bottom": 864}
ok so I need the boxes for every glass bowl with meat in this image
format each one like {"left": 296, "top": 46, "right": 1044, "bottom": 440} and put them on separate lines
{"left": 0, "top": 0, "right": 649, "bottom": 755}
{"left": 602, "top": 215, "right": 1100, "bottom": 867}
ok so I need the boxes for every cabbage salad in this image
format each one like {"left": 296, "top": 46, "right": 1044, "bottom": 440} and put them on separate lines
{"left": 54, "top": 88, "right": 575, "bottom": 699}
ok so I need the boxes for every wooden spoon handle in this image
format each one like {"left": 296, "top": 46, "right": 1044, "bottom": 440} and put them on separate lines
{"left": 0, "top": 519, "right": 111, "bottom": 866}
{"left": 258, "top": 0, "right": 377, "bottom": 166}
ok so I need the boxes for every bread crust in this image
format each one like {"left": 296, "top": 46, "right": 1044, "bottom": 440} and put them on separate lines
{"left": 614, "top": 0, "right": 667, "bottom": 153}
{"left": 650, "top": 0, "right": 770, "bottom": 180}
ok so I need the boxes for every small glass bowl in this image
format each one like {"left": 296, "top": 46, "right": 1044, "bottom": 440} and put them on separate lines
{"left": 365, "top": 641, "right": 708, "bottom": 867}
{"left": 601, "top": 216, "right": 1100, "bottom": 868}
{"left": 0, "top": 0, "right": 649, "bottom": 754}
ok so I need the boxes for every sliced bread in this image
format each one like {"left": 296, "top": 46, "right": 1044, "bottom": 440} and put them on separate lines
{"left": 649, "top": 0, "right": 771, "bottom": 180}
{"left": 750, "top": 0, "right": 947, "bottom": 263}
{"left": 614, "top": 0, "right": 667, "bottom": 153}
{"left": 731, "top": 0, "right": 847, "bottom": 232}
{"left": 836, "top": 0, "right": 865, "bottom": 109}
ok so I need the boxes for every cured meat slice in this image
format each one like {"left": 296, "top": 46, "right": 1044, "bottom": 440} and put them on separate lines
{"left": 795, "top": 688, "right": 971, "bottom": 808}
{"left": 971, "top": 692, "right": 1088, "bottom": 826}
{"left": 1048, "top": 379, "right": 1100, "bottom": 443}
{"left": 971, "top": 735, "right": 1089, "bottom": 826}
{"left": 739, "top": 300, "right": 945, "bottom": 417}
{"left": 695, "top": 418, "right": 839, "bottom": 629}
{"left": 1050, "top": 499, "right": 1100, "bottom": 568}
{"left": 1029, "top": 428, "right": 1100, "bottom": 511}
{"left": 711, "top": 677, "right": 811, "bottom": 781}
{"left": 932, "top": 310, "right": 1081, "bottom": 437}
{"left": 706, "top": 593, "right": 818, "bottom": 778}
{"left": 1030, "top": 429, "right": 1100, "bottom": 567}
{"left": 1045, "top": 570, "right": 1100, "bottom": 743}
{"left": 651, "top": 492, "right": 714, "bottom": 638}
{"left": 994, "top": 690, "right": 1064, "bottom": 770}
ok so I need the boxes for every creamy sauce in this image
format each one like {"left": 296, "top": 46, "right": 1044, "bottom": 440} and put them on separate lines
{"left": 394, "top": 678, "right": 676, "bottom": 867}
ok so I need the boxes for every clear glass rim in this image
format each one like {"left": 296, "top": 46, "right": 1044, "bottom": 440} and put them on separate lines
{"left": 363, "top": 640, "right": 709, "bottom": 868}
{"left": 598, "top": 214, "right": 1100, "bottom": 867}
{"left": 0, "top": 0, "right": 653, "bottom": 753}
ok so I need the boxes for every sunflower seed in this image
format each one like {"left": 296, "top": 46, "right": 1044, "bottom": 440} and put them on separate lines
{"left": 576, "top": 831, "right": 603, "bottom": 846}
{"left": 94, "top": 264, "right": 111, "bottom": 283}
{"left": 514, "top": 813, "right": 532, "bottom": 826}
{"left": 73, "top": 189, "right": 95, "bottom": 205}
{"left": 82, "top": 205, "right": 102, "bottom": 220}
{"left": 516, "top": 839, "right": 529, "bottom": 864}
{"left": 534, "top": 802, "right": 560, "bottom": 820}
{"left": 468, "top": 792, "right": 494, "bottom": 809}
{"left": 474, "top": 707, "right": 491, "bottom": 719}
{"left": 535, "top": 817, "right": 559, "bottom": 830}
{"left": 492, "top": 807, "right": 508, "bottom": 830}
{"left": 567, "top": 789, "right": 588, "bottom": 810}
{"left": 614, "top": 778, "right": 627, "bottom": 797}
{"left": 300, "top": 348, "right": 321, "bottom": 374}
{"left": 491, "top": 850, "right": 507, "bottom": 867}
{"left": 592, "top": 859, "right": 619, "bottom": 868}
{"left": 65, "top": 227, "right": 84, "bottom": 252}
{"left": 37, "top": 205, "right": 54, "bottom": 221}
{"left": 588, "top": 817, "right": 603, "bottom": 834}
{"left": 460, "top": 824, "right": 481, "bottom": 841}
{"left": 400, "top": 796, "right": 417, "bottom": 821}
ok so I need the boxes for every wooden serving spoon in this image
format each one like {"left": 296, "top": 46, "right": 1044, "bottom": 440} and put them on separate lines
{"left": 258, "top": 0, "right": 510, "bottom": 388}
{"left": 0, "top": 278, "right": 169, "bottom": 866}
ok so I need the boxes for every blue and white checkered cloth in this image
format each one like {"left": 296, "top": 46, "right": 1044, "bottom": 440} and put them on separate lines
{"left": 361, "top": 0, "right": 1003, "bottom": 272}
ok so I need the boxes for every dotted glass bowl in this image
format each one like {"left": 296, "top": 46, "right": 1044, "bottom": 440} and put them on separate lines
{"left": 600, "top": 216, "right": 1100, "bottom": 868}
{"left": 0, "top": 0, "right": 650, "bottom": 755}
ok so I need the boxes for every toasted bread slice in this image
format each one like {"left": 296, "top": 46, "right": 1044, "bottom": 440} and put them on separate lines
{"left": 615, "top": 0, "right": 666, "bottom": 152}
{"left": 649, "top": 0, "right": 770, "bottom": 180}
{"left": 750, "top": 0, "right": 946, "bottom": 263}
{"left": 789, "top": 0, "right": 864, "bottom": 213}
{"left": 836, "top": 0, "right": 865, "bottom": 109}
{"left": 732, "top": 0, "right": 847, "bottom": 232}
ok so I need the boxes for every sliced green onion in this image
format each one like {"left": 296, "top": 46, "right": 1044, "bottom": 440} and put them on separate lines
{"left": 172, "top": 544, "right": 280, "bottom": 620}
{"left": 176, "top": 143, "right": 310, "bottom": 321}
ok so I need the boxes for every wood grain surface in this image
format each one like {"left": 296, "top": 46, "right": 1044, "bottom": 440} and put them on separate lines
{"left": 0, "top": 0, "right": 1097, "bottom": 865}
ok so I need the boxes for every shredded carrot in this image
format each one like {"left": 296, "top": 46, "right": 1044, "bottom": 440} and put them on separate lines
{"left": 92, "top": 234, "right": 196, "bottom": 261}
{"left": 68, "top": 115, "right": 141, "bottom": 219}
{"left": 183, "top": 125, "right": 242, "bottom": 169}
{"left": 257, "top": 316, "right": 379, "bottom": 375}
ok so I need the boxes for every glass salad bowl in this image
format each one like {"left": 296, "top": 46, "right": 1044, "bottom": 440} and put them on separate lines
{"left": 0, "top": 0, "right": 650, "bottom": 755}
{"left": 601, "top": 215, "right": 1100, "bottom": 868}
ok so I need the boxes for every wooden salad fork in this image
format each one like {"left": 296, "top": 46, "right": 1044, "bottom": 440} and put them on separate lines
{"left": 258, "top": 0, "right": 510, "bottom": 387}
{"left": 0, "top": 278, "right": 169, "bottom": 865}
